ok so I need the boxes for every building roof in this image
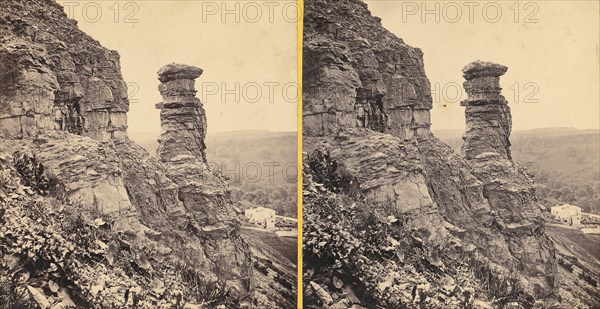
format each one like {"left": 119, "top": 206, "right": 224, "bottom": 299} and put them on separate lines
{"left": 551, "top": 204, "right": 581, "bottom": 211}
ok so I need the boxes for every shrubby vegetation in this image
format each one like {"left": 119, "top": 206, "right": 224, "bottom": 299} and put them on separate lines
{"left": 205, "top": 132, "right": 298, "bottom": 217}
{"left": 0, "top": 152, "right": 238, "bottom": 308}
{"left": 302, "top": 150, "right": 532, "bottom": 308}
{"left": 508, "top": 132, "right": 599, "bottom": 214}
{"left": 441, "top": 130, "right": 600, "bottom": 214}
{"left": 229, "top": 183, "right": 297, "bottom": 217}
{"left": 533, "top": 171, "right": 599, "bottom": 214}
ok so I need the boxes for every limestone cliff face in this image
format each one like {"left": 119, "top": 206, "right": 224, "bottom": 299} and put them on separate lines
{"left": 303, "top": 0, "right": 560, "bottom": 306}
{"left": 0, "top": 1, "right": 257, "bottom": 307}
{"left": 303, "top": 0, "right": 432, "bottom": 139}
{"left": 0, "top": 0, "right": 128, "bottom": 141}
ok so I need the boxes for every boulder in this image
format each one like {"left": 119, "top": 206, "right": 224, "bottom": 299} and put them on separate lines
{"left": 462, "top": 61, "right": 508, "bottom": 80}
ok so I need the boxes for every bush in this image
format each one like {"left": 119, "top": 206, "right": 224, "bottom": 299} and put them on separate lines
{"left": 1, "top": 153, "right": 239, "bottom": 308}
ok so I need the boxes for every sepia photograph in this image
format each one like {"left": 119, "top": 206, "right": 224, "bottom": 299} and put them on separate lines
{"left": 302, "top": 0, "right": 599, "bottom": 308}
{"left": 0, "top": 0, "right": 298, "bottom": 308}
{"left": 1, "top": 0, "right": 600, "bottom": 308}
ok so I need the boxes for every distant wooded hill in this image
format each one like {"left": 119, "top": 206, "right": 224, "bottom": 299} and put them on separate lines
{"left": 131, "top": 128, "right": 598, "bottom": 215}
{"left": 130, "top": 130, "right": 298, "bottom": 217}
{"left": 435, "top": 128, "right": 600, "bottom": 214}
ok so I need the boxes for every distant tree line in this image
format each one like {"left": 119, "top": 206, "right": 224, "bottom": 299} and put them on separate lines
{"left": 533, "top": 170, "right": 599, "bottom": 214}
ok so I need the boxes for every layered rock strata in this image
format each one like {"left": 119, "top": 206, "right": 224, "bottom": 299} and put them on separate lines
{"left": 303, "top": 0, "right": 432, "bottom": 139}
{"left": 0, "top": 1, "right": 257, "bottom": 305}
{"left": 155, "top": 64, "right": 237, "bottom": 225}
{"left": 460, "top": 61, "right": 557, "bottom": 298}
{"left": 0, "top": 40, "right": 59, "bottom": 138}
{"left": 303, "top": 0, "right": 560, "bottom": 306}
{"left": 156, "top": 64, "right": 207, "bottom": 165}
{"left": 0, "top": 0, "right": 128, "bottom": 141}
{"left": 0, "top": 132, "right": 143, "bottom": 231}
{"left": 153, "top": 64, "right": 252, "bottom": 295}
{"left": 461, "top": 61, "right": 512, "bottom": 160}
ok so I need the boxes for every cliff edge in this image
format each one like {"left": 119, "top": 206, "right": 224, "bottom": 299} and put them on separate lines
{"left": 0, "top": 1, "right": 294, "bottom": 308}
{"left": 302, "top": 0, "right": 597, "bottom": 307}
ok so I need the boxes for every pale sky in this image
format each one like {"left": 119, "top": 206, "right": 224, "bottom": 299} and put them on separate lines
{"left": 57, "top": 0, "right": 298, "bottom": 135}
{"left": 57, "top": 1, "right": 599, "bottom": 134}
{"left": 366, "top": 0, "right": 600, "bottom": 131}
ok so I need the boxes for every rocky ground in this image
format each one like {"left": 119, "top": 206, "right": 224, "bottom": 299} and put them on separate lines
{"left": 546, "top": 224, "right": 600, "bottom": 305}
{"left": 0, "top": 0, "right": 295, "bottom": 307}
{"left": 0, "top": 145, "right": 242, "bottom": 308}
{"left": 301, "top": 0, "right": 599, "bottom": 308}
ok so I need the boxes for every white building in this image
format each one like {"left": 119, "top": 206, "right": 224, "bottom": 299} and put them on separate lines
{"left": 582, "top": 212, "right": 600, "bottom": 224}
{"left": 551, "top": 204, "right": 582, "bottom": 225}
{"left": 244, "top": 207, "right": 276, "bottom": 229}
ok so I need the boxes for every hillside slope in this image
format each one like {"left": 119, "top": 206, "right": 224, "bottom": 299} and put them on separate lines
{"left": 132, "top": 130, "right": 298, "bottom": 217}
{"left": 0, "top": 0, "right": 294, "bottom": 307}
{"left": 436, "top": 128, "right": 600, "bottom": 214}
{"left": 302, "top": 0, "right": 598, "bottom": 307}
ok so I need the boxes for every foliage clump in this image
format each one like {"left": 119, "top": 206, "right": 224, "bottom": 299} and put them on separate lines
{"left": 302, "top": 149, "right": 535, "bottom": 309}
{"left": 0, "top": 152, "right": 239, "bottom": 308}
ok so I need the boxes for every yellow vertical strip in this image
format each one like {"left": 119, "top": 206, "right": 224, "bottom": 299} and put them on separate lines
{"left": 297, "top": 0, "right": 304, "bottom": 308}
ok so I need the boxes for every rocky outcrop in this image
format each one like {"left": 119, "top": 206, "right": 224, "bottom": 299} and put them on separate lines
{"left": 305, "top": 129, "right": 558, "bottom": 306}
{"left": 0, "top": 0, "right": 128, "bottom": 141}
{"left": 155, "top": 64, "right": 237, "bottom": 225}
{"left": 0, "top": 133, "right": 142, "bottom": 230}
{"left": 156, "top": 64, "right": 207, "bottom": 165}
{"left": 0, "top": 1, "right": 269, "bottom": 307}
{"left": 306, "top": 130, "right": 443, "bottom": 233}
{"left": 303, "top": 0, "right": 432, "bottom": 139}
{"left": 461, "top": 61, "right": 512, "bottom": 160}
{"left": 0, "top": 39, "right": 59, "bottom": 138}
{"left": 460, "top": 61, "right": 557, "bottom": 299}
{"left": 303, "top": 0, "right": 563, "bottom": 307}
{"left": 152, "top": 63, "right": 253, "bottom": 295}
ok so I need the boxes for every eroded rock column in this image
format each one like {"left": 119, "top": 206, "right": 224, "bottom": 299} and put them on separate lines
{"left": 156, "top": 63, "right": 207, "bottom": 165}
{"left": 154, "top": 64, "right": 252, "bottom": 298}
{"left": 460, "top": 61, "right": 558, "bottom": 298}
{"left": 460, "top": 61, "right": 512, "bottom": 160}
